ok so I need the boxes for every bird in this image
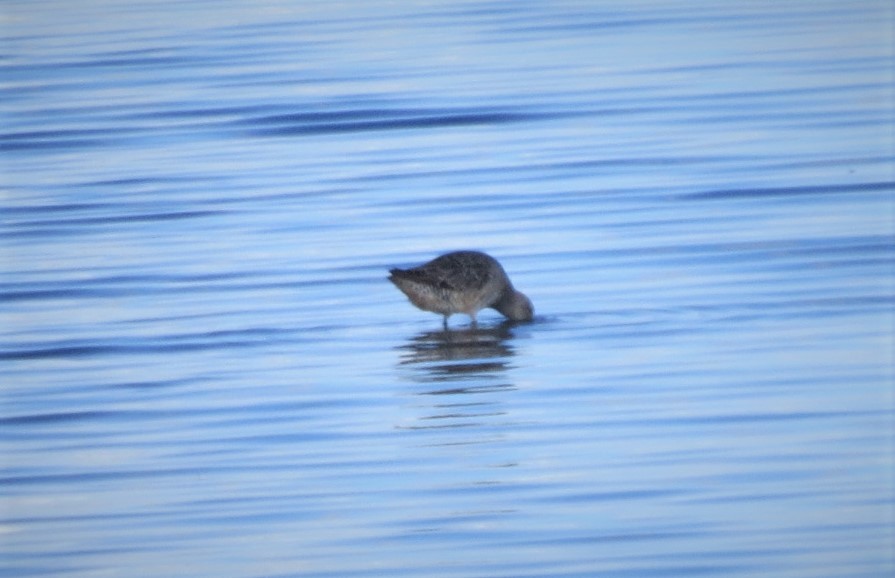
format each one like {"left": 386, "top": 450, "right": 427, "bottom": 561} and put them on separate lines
{"left": 388, "top": 250, "right": 533, "bottom": 327}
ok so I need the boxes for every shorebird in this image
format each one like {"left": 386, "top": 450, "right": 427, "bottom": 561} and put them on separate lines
{"left": 389, "top": 250, "right": 533, "bottom": 327}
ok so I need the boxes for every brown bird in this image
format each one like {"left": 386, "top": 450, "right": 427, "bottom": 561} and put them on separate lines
{"left": 389, "top": 250, "right": 533, "bottom": 327}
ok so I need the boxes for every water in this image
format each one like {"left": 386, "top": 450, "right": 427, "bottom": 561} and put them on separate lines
{"left": 2, "top": 1, "right": 893, "bottom": 576}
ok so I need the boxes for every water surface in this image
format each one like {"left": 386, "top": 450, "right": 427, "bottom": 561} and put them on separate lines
{"left": 2, "top": 1, "right": 894, "bottom": 577}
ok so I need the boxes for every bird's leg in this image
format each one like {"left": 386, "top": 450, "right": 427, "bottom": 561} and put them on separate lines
{"left": 442, "top": 315, "right": 449, "bottom": 330}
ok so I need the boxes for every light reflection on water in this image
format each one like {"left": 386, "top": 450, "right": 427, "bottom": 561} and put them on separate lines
{"left": 2, "top": 0, "right": 894, "bottom": 576}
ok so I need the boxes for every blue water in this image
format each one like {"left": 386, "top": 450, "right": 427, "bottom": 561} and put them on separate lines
{"left": 2, "top": 1, "right": 894, "bottom": 577}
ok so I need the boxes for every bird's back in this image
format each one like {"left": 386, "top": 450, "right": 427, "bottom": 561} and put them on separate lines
{"left": 388, "top": 251, "right": 509, "bottom": 316}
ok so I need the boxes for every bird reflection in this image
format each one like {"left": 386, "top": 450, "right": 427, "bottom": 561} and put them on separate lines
{"left": 396, "top": 321, "right": 517, "bottom": 381}
{"left": 395, "top": 321, "right": 520, "bottom": 435}
{"left": 394, "top": 323, "right": 524, "bottom": 526}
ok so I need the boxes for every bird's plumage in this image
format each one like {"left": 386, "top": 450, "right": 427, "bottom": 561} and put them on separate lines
{"left": 389, "top": 251, "right": 533, "bottom": 326}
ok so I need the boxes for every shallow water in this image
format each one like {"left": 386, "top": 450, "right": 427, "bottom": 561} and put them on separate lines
{"left": 2, "top": 1, "right": 894, "bottom": 577}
